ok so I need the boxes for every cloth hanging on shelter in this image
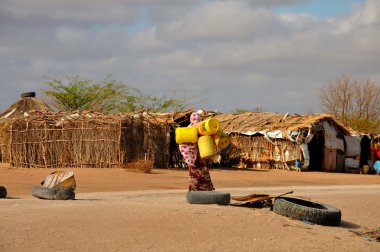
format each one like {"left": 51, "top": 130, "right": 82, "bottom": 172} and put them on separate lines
{"left": 323, "top": 147, "right": 337, "bottom": 172}
{"left": 300, "top": 143, "right": 310, "bottom": 168}
{"left": 323, "top": 121, "right": 344, "bottom": 151}
{"left": 336, "top": 150, "right": 345, "bottom": 172}
{"left": 344, "top": 135, "right": 362, "bottom": 157}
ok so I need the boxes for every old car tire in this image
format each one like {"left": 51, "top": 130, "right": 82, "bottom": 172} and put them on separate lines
{"left": 186, "top": 191, "right": 231, "bottom": 205}
{"left": 0, "top": 185, "right": 7, "bottom": 198}
{"left": 21, "top": 92, "right": 36, "bottom": 98}
{"left": 273, "top": 197, "right": 341, "bottom": 226}
{"left": 32, "top": 185, "right": 75, "bottom": 200}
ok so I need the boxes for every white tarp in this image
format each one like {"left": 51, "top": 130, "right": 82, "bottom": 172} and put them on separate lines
{"left": 239, "top": 131, "right": 264, "bottom": 136}
{"left": 240, "top": 130, "right": 283, "bottom": 139}
{"left": 266, "top": 130, "right": 283, "bottom": 139}
{"left": 287, "top": 130, "right": 300, "bottom": 142}
{"left": 305, "top": 129, "right": 314, "bottom": 144}
{"left": 240, "top": 130, "right": 303, "bottom": 142}
{"left": 344, "top": 135, "right": 362, "bottom": 157}
{"left": 323, "top": 121, "right": 344, "bottom": 151}
{"left": 300, "top": 143, "right": 310, "bottom": 167}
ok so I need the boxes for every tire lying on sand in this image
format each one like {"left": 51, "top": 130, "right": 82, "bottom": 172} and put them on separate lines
{"left": 0, "top": 185, "right": 7, "bottom": 198}
{"left": 186, "top": 191, "right": 231, "bottom": 205}
{"left": 32, "top": 185, "right": 75, "bottom": 200}
{"left": 273, "top": 197, "right": 341, "bottom": 226}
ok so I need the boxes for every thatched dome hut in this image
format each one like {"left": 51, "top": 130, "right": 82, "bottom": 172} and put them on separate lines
{"left": 0, "top": 92, "right": 52, "bottom": 162}
{"left": 0, "top": 92, "right": 51, "bottom": 119}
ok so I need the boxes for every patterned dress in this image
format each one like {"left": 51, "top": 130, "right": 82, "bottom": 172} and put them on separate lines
{"left": 179, "top": 112, "right": 215, "bottom": 191}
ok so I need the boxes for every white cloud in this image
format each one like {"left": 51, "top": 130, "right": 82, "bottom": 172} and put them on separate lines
{"left": 334, "top": 0, "right": 379, "bottom": 33}
{"left": 0, "top": 0, "right": 136, "bottom": 22}
{"left": 163, "top": 2, "right": 273, "bottom": 41}
{"left": 0, "top": 0, "right": 380, "bottom": 114}
{"left": 129, "top": 26, "right": 165, "bottom": 50}
{"left": 278, "top": 12, "right": 319, "bottom": 30}
{"left": 55, "top": 27, "right": 88, "bottom": 44}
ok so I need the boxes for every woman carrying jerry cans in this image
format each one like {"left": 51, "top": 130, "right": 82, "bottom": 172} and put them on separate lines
{"left": 177, "top": 110, "right": 215, "bottom": 191}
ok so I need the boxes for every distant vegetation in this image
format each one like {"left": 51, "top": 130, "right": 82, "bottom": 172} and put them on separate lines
{"left": 319, "top": 74, "right": 380, "bottom": 133}
{"left": 43, "top": 75, "right": 187, "bottom": 113}
{"left": 232, "top": 106, "right": 263, "bottom": 114}
{"left": 42, "top": 74, "right": 380, "bottom": 133}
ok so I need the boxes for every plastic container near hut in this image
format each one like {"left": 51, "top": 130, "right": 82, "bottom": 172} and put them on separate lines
{"left": 363, "top": 165, "right": 370, "bottom": 174}
{"left": 175, "top": 127, "right": 198, "bottom": 144}
{"left": 197, "top": 118, "right": 220, "bottom": 136}
{"left": 198, "top": 136, "right": 216, "bottom": 159}
{"left": 212, "top": 131, "right": 231, "bottom": 150}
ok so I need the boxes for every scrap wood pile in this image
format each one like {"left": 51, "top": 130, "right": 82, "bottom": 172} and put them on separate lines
{"left": 0, "top": 110, "right": 179, "bottom": 168}
{"left": 230, "top": 191, "right": 293, "bottom": 208}
{"left": 122, "top": 159, "right": 153, "bottom": 173}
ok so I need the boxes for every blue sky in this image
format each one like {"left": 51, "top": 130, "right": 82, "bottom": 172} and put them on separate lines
{"left": 128, "top": 6, "right": 150, "bottom": 35}
{"left": 275, "top": 0, "right": 365, "bottom": 18}
{"left": 0, "top": 0, "right": 379, "bottom": 114}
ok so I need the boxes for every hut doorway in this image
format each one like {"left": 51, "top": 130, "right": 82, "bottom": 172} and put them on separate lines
{"left": 308, "top": 131, "right": 325, "bottom": 171}
{"left": 360, "top": 135, "right": 371, "bottom": 168}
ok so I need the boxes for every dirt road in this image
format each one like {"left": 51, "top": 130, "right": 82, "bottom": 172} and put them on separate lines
{"left": 1, "top": 164, "right": 380, "bottom": 196}
{"left": 1, "top": 165, "right": 380, "bottom": 251}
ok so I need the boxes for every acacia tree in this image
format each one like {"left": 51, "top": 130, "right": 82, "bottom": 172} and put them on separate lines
{"left": 319, "top": 75, "right": 380, "bottom": 133}
{"left": 118, "top": 89, "right": 186, "bottom": 113}
{"left": 43, "top": 75, "right": 186, "bottom": 113}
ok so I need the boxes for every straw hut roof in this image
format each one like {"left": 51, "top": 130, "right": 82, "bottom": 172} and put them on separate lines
{"left": 139, "top": 109, "right": 193, "bottom": 124}
{"left": 214, "top": 112, "right": 350, "bottom": 136}
{"left": 10, "top": 110, "right": 128, "bottom": 125}
{"left": 5, "top": 109, "right": 193, "bottom": 126}
{"left": 0, "top": 94, "right": 51, "bottom": 119}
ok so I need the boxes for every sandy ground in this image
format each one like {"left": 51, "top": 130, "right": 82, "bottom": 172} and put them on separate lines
{"left": 1, "top": 164, "right": 380, "bottom": 251}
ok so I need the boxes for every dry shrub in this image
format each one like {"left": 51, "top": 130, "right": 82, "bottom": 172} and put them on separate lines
{"left": 122, "top": 160, "right": 153, "bottom": 173}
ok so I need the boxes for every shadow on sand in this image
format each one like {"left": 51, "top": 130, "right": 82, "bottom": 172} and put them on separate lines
{"left": 74, "top": 198, "right": 102, "bottom": 201}
{"left": 339, "top": 220, "right": 361, "bottom": 229}
{"left": 211, "top": 167, "right": 269, "bottom": 172}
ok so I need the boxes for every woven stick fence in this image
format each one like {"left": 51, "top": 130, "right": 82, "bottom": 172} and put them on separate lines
{"left": 0, "top": 111, "right": 173, "bottom": 168}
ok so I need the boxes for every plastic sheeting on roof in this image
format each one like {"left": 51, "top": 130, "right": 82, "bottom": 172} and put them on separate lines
{"left": 266, "top": 130, "right": 283, "bottom": 139}
{"left": 237, "top": 130, "right": 284, "bottom": 139}
{"left": 288, "top": 130, "right": 300, "bottom": 142}
{"left": 237, "top": 129, "right": 307, "bottom": 142}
